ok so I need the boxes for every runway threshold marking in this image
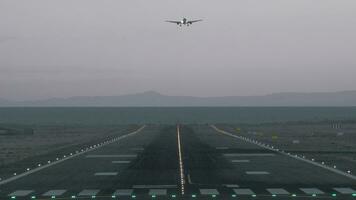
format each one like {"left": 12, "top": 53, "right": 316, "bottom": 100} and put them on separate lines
{"left": 78, "top": 189, "right": 100, "bottom": 196}
{"left": 211, "top": 125, "right": 356, "bottom": 181}
{"left": 113, "top": 189, "right": 133, "bottom": 196}
{"left": 233, "top": 188, "right": 255, "bottom": 195}
{"left": 300, "top": 188, "right": 325, "bottom": 194}
{"left": 333, "top": 187, "right": 356, "bottom": 194}
{"left": 177, "top": 124, "right": 185, "bottom": 195}
{"left": 42, "top": 190, "right": 67, "bottom": 196}
{"left": 0, "top": 125, "right": 146, "bottom": 186}
{"left": 8, "top": 190, "right": 34, "bottom": 197}
{"left": 149, "top": 189, "right": 167, "bottom": 196}
{"left": 267, "top": 188, "right": 290, "bottom": 195}
{"left": 199, "top": 189, "right": 219, "bottom": 195}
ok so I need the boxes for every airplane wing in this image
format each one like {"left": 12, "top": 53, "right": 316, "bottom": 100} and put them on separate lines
{"left": 187, "top": 19, "right": 203, "bottom": 24}
{"left": 165, "top": 20, "right": 181, "bottom": 25}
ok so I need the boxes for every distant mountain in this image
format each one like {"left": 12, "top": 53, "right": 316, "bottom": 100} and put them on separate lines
{"left": 1, "top": 90, "right": 356, "bottom": 107}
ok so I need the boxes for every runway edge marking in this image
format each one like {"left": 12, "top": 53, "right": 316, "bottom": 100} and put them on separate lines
{"left": 0, "top": 125, "right": 146, "bottom": 186}
{"left": 211, "top": 125, "right": 356, "bottom": 181}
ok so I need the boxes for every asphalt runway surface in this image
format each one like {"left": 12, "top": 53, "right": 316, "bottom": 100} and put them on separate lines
{"left": 1, "top": 124, "right": 356, "bottom": 200}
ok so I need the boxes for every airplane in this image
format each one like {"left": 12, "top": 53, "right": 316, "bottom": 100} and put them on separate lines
{"left": 165, "top": 18, "right": 202, "bottom": 26}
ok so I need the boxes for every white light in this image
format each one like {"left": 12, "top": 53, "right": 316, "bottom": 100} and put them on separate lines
{"left": 38, "top": 164, "right": 41, "bottom": 167}
{"left": 13, "top": 173, "right": 17, "bottom": 176}
{"left": 347, "top": 170, "right": 351, "bottom": 174}
{"left": 27, "top": 168, "right": 30, "bottom": 171}
{"left": 321, "top": 162, "right": 325, "bottom": 165}
{"left": 48, "top": 161, "right": 51, "bottom": 163}
{"left": 56, "top": 158, "right": 59, "bottom": 160}
{"left": 333, "top": 165, "right": 337, "bottom": 168}
{"left": 311, "top": 158, "right": 315, "bottom": 161}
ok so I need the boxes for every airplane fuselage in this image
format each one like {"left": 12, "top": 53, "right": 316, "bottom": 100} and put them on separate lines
{"left": 166, "top": 17, "right": 202, "bottom": 26}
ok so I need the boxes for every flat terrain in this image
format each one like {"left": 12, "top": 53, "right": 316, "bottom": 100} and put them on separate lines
{"left": 220, "top": 122, "right": 356, "bottom": 173}
{"left": 0, "top": 125, "right": 139, "bottom": 177}
{"left": 1, "top": 124, "right": 356, "bottom": 200}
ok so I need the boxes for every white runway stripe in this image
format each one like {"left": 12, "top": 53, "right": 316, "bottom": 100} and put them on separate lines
{"left": 149, "top": 189, "right": 167, "bottom": 196}
{"left": 113, "top": 189, "right": 133, "bottom": 196}
{"left": 224, "top": 184, "right": 239, "bottom": 188}
{"left": 112, "top": 161, "right": 131, "bottom": 164}
{"left": 94, "top": 172, "right": 118, "bottom": 176}
{"left": 267, "top": 188, "right": 290, "bottom": 195}
{"left": 246, "top": 171, "right": 270, "bottom": 175}
{"left": 233, "top": 188, "right": 255, "bottom": 195}
{"left": 86, "top": 154, "right": 137, "bottom": 158}
{"left": 78, "top": 189, "right": 100, "bottom": 196}
{"left": 42, "top": 190, "right": 67, "bottom": 196}
{"left": 224, "top": 153, "right": 275, "bottom": 157}
{"left": 333, "top": 187, "right": 356, "bottom": 194}
{"left": 300, "top": 188, "right": 324, "bottom": 194}
{"left": 231, "top": 159, "right": 250, "bottom": 163}
{"left": 200, "top": 189, "right": 219, "bottom": 195}
{"left": 8, "top": 190, "right": 34, "bottom": 197}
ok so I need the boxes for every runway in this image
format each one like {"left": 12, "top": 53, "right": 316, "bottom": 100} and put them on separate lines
{"left": 1, "top": 124, "right": 356, "bottom": 200}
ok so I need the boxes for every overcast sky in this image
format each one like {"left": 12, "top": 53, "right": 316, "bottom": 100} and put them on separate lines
{"left": 1, "top": 0, "right": 356, "bottom": 100}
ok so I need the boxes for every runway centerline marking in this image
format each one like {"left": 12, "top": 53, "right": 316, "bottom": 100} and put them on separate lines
{"left": 177, "top": 124, "right": 185, "bottom": 195}
{"left": 112, "top": 161, "right": 131, "bottom": 164}
{"left": 94, "top": 172, "right": 118, "bottom": 176}
{"left": 224, "top": 184, "right": 239, "bottom": 188}
{"left": 0, "top": 125, "right": 146, "bottom": 186}
{"left": 211, "top": 125, "right": 356, "bottom": 181}
{"left": 231, "top": 159, "right": 250, "bottom": 163}
{"left": 246, "top": 171, "right": 270, "bottom": 175}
